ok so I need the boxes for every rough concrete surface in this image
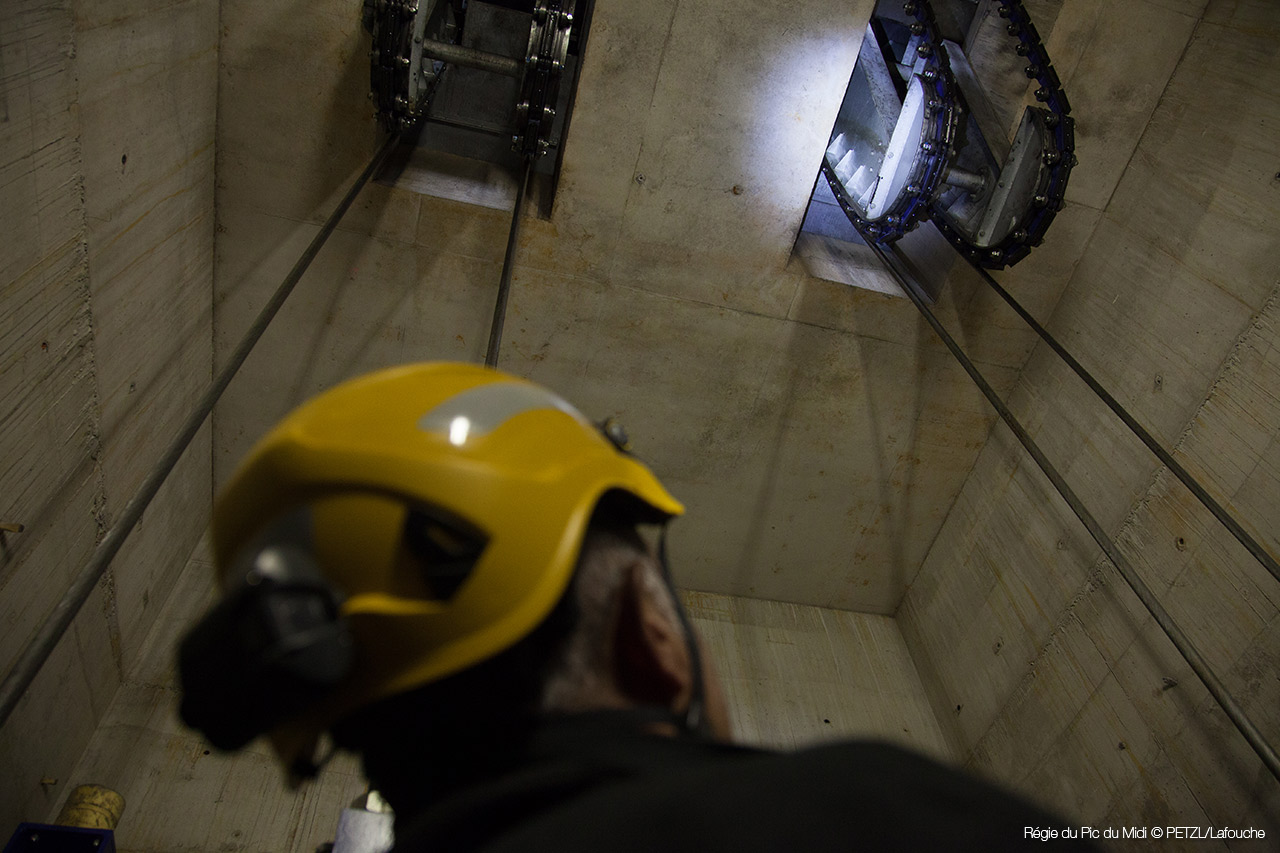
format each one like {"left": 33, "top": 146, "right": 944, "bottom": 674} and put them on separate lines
{"left": 0, "top": 0, "right": 217, "bottom": 835}
{"left": 900, "top": 1, "right": 1280, "bottom": 838}
{"left": 685, "top": 590, "right": 954, "bottom": 761}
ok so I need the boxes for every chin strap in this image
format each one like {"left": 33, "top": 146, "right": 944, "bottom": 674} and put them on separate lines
{"left": 657, "top": 527, "right": 709, "bottom": 737}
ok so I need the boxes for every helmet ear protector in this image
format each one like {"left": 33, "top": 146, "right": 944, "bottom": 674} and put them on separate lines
{"left": 178, "top": 509, "right": 353, "bottom": 751}
{"left": 178, "top": 501, "right": 490, "bottom": 752}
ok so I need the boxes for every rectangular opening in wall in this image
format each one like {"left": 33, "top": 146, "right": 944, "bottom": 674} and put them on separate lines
{"left": 793, "top": 169, "right": 958, "bottom": 304}
{"left": 374, "top": 0, "right": 594, "bottom": 221}
{"left": 793, "top": 174, "right": 906, "bottom": 297}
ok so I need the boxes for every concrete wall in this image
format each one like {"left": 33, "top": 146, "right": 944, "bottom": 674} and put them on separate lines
{"left": 53, "top": 539, "right": 368, "bottom": 853}
{"left": 0, "top": 0, "right": 217, "bottom": 832}
{"left": 209, "top": 0, "right": 1040, "bottom": 616}
{"left": 900, "top": 0, "right": 1280, "bottom": 836}
{"left": 686, "top": 591, "right": 953, "bottom": 761}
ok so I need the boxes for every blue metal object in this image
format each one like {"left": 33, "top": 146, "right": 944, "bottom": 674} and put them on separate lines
{"left": 930, "top": 0, "right": 1076, "bottom": 268}
{"left": 822, "top": 0, "right": 956, "bottom": 245}
{"left": 3, "top": 824, "right": 115, "bottom": 853}
{"left": 826, "top": 0, "right": 1075, "bottom": 270}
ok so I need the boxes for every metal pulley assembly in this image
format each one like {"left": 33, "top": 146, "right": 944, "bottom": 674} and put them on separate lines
{"left": 363, "top": 0, "right": 578, "bottom": 160}
{"left": 364, "top": 0, "right": 463, "bottom": 131}
{"left": 822, "top": 0, "right": 959, "bottom": 244}
{"left": 823, "top": 0, "right": 1075, "bottom": 269}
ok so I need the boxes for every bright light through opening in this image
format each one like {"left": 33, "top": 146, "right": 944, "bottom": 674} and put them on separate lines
{"left": 449, "top": 416, "right": 471, "bottom": 446}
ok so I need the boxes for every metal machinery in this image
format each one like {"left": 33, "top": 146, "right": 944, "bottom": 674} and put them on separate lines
{"left": 362, "top": 0, "right": 587, "bottom": 367}
{"left": 363, "top": 0, "right": 578, "bottom": 158}
{"left": 823, "top": 0, "right": 1075, "bottom": 268}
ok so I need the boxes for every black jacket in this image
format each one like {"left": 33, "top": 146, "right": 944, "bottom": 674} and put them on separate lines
{"left": 389, "top": 712, "right": 1097, "bottom": 851}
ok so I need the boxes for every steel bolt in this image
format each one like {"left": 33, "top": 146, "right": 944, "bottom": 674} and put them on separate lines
{"left": 603, "top": 420, "right": 629, "bottom": 449}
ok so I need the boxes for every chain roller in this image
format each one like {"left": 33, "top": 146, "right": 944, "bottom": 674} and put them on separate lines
{"left": 823, "top": 0, "right": 958, "bottom": 243}
{"left": 514, "top": 0, "right": 576, "bottom": 159}
{"left": 929, "top": 0, "right": 1076, "bottom": 268}
{"left": 365, "top": 0, "right": 460, "bottom": 131}
{"left": 833, "top": 0, "right": 1075, "bottom": 269}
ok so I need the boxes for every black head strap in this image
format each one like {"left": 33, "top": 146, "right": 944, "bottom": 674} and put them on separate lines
{"left": 657, "top": 527, "right": 708, "bottom": 736}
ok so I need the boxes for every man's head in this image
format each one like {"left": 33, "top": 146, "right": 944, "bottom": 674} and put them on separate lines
{"left": 538, "top": 505, "right": 729, "bottom": 735}
{"left": 330, "top": 497, "right": 732, "bottom": 809}
{"left": 177, "top": 363, "right": 728, "bottom": 782}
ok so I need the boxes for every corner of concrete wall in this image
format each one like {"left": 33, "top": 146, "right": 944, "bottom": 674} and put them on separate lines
{"left": 898, "top": 1, "right": 1280, "bottom": 831}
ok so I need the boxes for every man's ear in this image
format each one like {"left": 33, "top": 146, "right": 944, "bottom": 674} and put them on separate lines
{"left": 612, "top": 563, "right": 692, "bottom": 709}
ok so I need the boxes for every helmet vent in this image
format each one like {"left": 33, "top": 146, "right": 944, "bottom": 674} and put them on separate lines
{"left": 400, "top": 508, "right": 486, "bottom": 600}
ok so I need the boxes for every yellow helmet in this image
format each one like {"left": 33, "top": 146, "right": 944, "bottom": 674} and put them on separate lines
{"left": 178, "top": 362, "right": 682, "bottom": 769}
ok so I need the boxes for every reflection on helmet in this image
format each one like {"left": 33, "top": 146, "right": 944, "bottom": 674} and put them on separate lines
{"left": 178, "top": 362, "right": 683, "bottom": 771}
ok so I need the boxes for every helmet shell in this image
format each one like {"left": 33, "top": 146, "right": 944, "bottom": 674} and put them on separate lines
{"left": 211, "top": 362, "right": 683, "bottom": 764}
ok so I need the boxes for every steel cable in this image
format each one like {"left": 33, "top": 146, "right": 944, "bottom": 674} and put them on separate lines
{"left": 970, "top": 262, "right": 1280, "bottom": 587}
{"left": 870, "top": 241, "right": 1280, "bottom": 785}
{"left": 0, "top": 132, "right": 400, "bottom": 730}
{"left": 484, "top": 159, "right": 533, "bottom": 368}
